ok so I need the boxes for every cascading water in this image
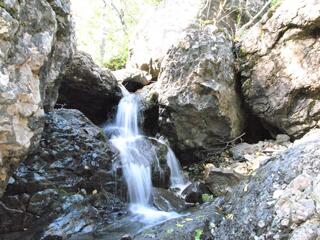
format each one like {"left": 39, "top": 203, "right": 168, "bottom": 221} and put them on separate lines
{"left": 105, "top": 86, "right": 187, "bottom": 224}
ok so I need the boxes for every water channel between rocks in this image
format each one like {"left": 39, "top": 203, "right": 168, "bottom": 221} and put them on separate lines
{"left": 103, "top": 86, "right": 190, "bottom": 237}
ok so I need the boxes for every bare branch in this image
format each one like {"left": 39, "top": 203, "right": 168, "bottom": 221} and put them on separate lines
{"left": 237, "top": 0, "right": 272, "bottom": 35}
{"left": 108, "top": 0, "right": 128, "bottom": 35}
{"left": 0, "top": 201, "right": 24, "bottom": 214}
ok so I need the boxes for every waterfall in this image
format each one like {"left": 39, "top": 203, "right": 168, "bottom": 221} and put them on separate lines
{"left": 105, "top": 86, "right": 186, "bottom": 223}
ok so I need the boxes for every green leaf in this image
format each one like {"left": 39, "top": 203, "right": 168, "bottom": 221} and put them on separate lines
{"left": 194, "top": 229, "right": 203, "bottom": 240}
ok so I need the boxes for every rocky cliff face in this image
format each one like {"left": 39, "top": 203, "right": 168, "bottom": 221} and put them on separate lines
{"left": 0, "top": 0, "right": 74, "bottom": 197}
{"left": 240, "top": 0, "right": 320, "bottom": 138}
{"left": 214, "top": 129, "right": 320, "bottom": 239}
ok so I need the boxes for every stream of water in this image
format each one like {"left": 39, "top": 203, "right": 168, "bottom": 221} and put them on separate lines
{"left": 104, "top": 86, "right": 187, "bottom": 225}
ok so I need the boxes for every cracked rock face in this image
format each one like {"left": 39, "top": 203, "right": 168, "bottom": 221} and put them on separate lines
{"left": 0, "top": 0, "right": 74, "bottom": 197}
{"left": 154, "top": 25, "right": 245, "bottom": 162}
{"left": 0, "top": 109, "right": 125, "bottom": 238}
{"left": 214, "top": 129, "right": 320, "bottom": 239}
{"left": 240, "top": 0, "right": 320, "bottom": 138}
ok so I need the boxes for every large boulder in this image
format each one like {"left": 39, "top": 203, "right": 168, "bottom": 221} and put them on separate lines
{"left": 127, "top": 0, "right": 269, "bottom": 78}
{"left": 240, "top": 0, "right": 320, "bottom": 138}
{"left": 0, "top": 0, "right": 74, "bottom": 198}
{"left": 153, "top": 25, "right": 245, "bottom": 162}
{"left": 58, "top": 52, "right": 121, "bottom": 124}
{"left": 0, "top": 109, "right": 125, "bottom": 238}
{"left": 214, "top": 128, "right": 320, "bottom": 239}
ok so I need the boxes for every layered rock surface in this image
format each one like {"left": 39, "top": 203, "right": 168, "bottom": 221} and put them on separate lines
{"left": 58, "top": 52, "right": 121, "bottom": 124}
{"left": 240, "top": 0, "right": 320, "bottom": 138}
{"left": 0, "top": 109, "right": 125, "bottom": 239}
{"left": 0, "top": 0, "right": 74, "bottom": 198}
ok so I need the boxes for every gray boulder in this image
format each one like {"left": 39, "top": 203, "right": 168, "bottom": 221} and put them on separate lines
{"left": 0, "top": 0, "right": 74, "bottom": 198}
{"left": 214, "top": 129, "right": 320, "bottom": 239}
{"left": 58, "top": 52, "right": 121, "bottom": 124}
{"left": 204, "top": 165, "right": 244, "bottom": 197}
{"left": 240, "top": 0, "right": 320, "bottom": 138}
{"left": 154, "top": 25, "right": 245, "bottom": 162}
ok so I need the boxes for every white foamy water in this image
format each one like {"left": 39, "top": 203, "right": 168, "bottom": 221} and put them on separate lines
{"left": 105, "top": 86, "right": 186, "bottom": 223}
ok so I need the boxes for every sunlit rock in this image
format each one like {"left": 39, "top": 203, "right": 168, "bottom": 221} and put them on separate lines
{"left": 154, "top": 25, "right": 245, "bottom": 162}
{"left": 240, "top": 0, "right": 320, "bottom": 138}
{"left": 0, "top": 0, "right": 74, "bottom": 198}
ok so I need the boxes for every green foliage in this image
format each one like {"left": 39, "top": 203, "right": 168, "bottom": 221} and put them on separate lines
{"left": 271, "top": 0, "right": 282, "bottom": 7}
{"left": 202, "top": 193, "right": 214, "bottom": 202}
{"left": 103, "top": 47, "right": 129, "bottom": 70}
{"left": 194, "top": 229, "right": 203, "bottom": 240}
{"left": 166, "top": 228, "right": 174, "bottom": 235}
{"left": 71, "top": 0, "right": 163, "bottom": 70}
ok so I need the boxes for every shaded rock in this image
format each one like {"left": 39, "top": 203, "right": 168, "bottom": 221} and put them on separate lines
{"left": 151, "top": 140, "right": 171, "bottom": 188}
{"left": 204, "top": 165, "right": 244, "bottom": 196}
{"left": 58, "top": 52, "right": 121, "bottom": 124}
{"left": 41, "top": 0, "right": 75, "bottom": 111}
{"left": 154, "top": 25, "right": 244, "bottom": 162}
{"left": 182, "top": 182, "right": 209, "bottom": 204}
{"left": 213, "top": 129, "right": 320, "bottom": 239}
{"left": 240, "top": 0, "right": 320, "bottom": 138}
{"left": 138, "top": 84, "right": 159, "bottom": 136}
{"left": 112, "top": 68, "right": 152, "bottom": 92}
{"left": 0, "top": 0, "right": 74, "bottom": 198}
{"left": 231, "top": 135, "right": 290, "bottom": 159}
{"left": 0, "top": 109, "right": 125, "bottom": 237}
{"left": 153, "top": 188, "right": 186, "bottom": 212}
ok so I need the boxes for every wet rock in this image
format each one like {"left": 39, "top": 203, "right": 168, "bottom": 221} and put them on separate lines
{"left": 240, "top": 0, "right": 320, "bottom": 138}
{"left": 182, "top": 182, "right": 209, "bottom": 204}
{"left": 121, "top": 234, "right": 133, "bottom": 240}
{"left": 153, "top": 24, "right": 244, "bottom": 163}
{"left": 0, "top": 0, "right": 74, "bottom": 198}
{"left": 135, "top": 200, "right": 222, "bottom": 240}
{"left": 151, "top": 140, "right": 171, "bottom": 188}
{"left": 0, "top": 109, "right": 125, "bottom": 237}
{"left": 214, "top": 129, "right": 320, "bottom": 239}
{"left": 28, "top": 189, "right": 59, "bottom": 215}
{"left": 204, "top": 165, "right": 244, "bottom": 196}
{"left": 153, "top": 188, "right": 186, "bottom": 212}
{"left": 58, "top": 52, "right": 121, "bottom": 124}
{"left": 138, "top": 84, "right": 159, "bottom": 135}
{"left": 112, "top": 68, "right": 152, "bottom": 92}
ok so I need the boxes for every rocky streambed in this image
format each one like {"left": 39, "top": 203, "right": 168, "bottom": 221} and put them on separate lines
{"left": 1, "top": 0, "right": 320, "bottom": 239}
